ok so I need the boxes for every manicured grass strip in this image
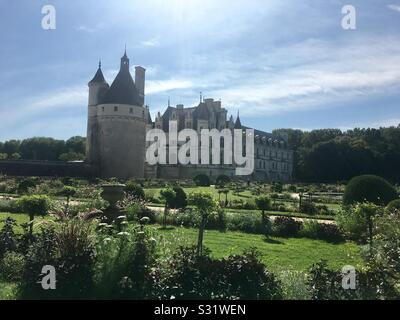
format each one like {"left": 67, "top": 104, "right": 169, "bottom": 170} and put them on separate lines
{"left": 155, "top": 226, "right": 363, "bottom": 273}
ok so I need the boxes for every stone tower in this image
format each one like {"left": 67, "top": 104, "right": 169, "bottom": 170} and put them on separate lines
{"left": 86, "top": 50, "right": 148, "bottom": 179}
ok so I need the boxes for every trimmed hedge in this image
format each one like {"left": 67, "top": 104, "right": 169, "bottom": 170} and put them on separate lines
{"left": 343, "top": 175, "right": 397, "bottom": 206}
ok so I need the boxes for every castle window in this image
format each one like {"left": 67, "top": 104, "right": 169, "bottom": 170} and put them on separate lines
{"left": 114, "top": 106, "right": 118, "bottom": 112}
{"left": 130, "top": 108, "right": 133, "bottom": 114}
{"left": 102, "top": 107, "right": 104, "bottom": 112}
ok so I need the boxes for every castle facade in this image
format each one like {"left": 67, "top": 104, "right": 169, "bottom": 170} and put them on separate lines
{"left": 86, "top": 51, "right": 293, "bottom": 182}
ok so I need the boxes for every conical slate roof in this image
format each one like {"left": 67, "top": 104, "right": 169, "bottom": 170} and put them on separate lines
{"left": 89, "top": 66, "right": 106, "bottom": 85}
{"left": 101, "top": 52, "right": 142, "bottom": 106}
{"left": 234, "top": 114, "right": 242, "bottom": 129}
{"left": 102, "top": 70, "right": 141, "bottom": 106}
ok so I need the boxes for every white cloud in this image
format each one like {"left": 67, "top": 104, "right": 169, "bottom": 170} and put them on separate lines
{"left": 0, "top": 86, "right": 87, "bottom": 134}
{"left": 147, "top": 36, "right": 400, "bottom": 117}
{"left": 146, "top": 79, "right": 194, "bottom": 94}
{"left": 76, "top": 23, "right": 105, "bottom": 33}
{"left": 139, "top": 37, "right": 160, "bottom": 48}
{"left": 388, "top": 4, "right": 400, "bottom": 12}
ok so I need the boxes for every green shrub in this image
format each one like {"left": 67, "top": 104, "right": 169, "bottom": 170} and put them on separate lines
{"left": 343, "top": 175, "right": 398, "bottom": 206}
{"left": 126, "top": 202, "right": 156, "bottom": 223}
{"left": 272, "top": 217, "right": 302, "bottom": 237}
{"left": 278, "top": 269, "right": 310, "bottom": 300}
{"left": 368, "top": 211, "right": 400, "bottom": 286}
{"left": 0, "top": 199, "right": 21, "bottom": 213}
{"left": 159, "top": 246, "right": 282, "bottom": 300}
{"left": 216, "top": 175, "right": 230, "bottom": 187}
{"left": 336, "top": 207, "right": 368, "bottom": 241}
{"left": 0, "top": 252, "right": 25, "bottom": 282}
{"left": 193, "top": 174, "right": 211, "bottom": 187}
{"left": 171, "top": 185, "right": 187, "bottom": 209}
{"left": 17, "top": 195, "right": 52, "bottom": 235}
{"left": 125, "top": 182, "right": 145, "bottom": 200}
{"left": 302, "top": 221, "right": 344, "bottom": 243}
{"left": 94, "top": 224, "right": 158, "bottom": 299}
{"left": 385, "top": 199, "right": 400, "bottom": 214}
{"left": 0, "top": 217, "right": 18, "bottom": 260}
{"left": 19, "top": 220, "right": 95, "bottom": 299}
{"left": 227, "top": 212, "right": 266, "bottom": 234}
{"left": 300, "top": 201, "right": 318, "bottom": 215}
{"left": 17, "top": 178, "right": 38, "bottom": 194}
{"left": 307, "top": 260, "right": 397, "bottom": 300}
{"left": 337, "top": 203, "right": 383, "bottom": 243}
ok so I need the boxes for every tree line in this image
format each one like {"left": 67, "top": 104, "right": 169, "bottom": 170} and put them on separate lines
{"left": 274, "top": 126, "right": 400, "bottom": 183}
{"left": 0, "top": 136, "right": 86, "bottom": 162}
{"left": 1, "top": 125, "right": 400, "bottom": 183}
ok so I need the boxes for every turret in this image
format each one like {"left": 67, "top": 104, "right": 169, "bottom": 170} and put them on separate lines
{"left": 234, "top": 111, "right": 242, "bottom": 129}
{"left": 87, "top": 61, "right": 109, "bottom": 166}
{"left": 88, "top": 61, "right": 109, "bottom": 106}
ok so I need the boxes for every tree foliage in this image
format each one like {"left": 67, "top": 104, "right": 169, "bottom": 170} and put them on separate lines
{"left": 274, "top": 126, "right": 400, "bottom": 183}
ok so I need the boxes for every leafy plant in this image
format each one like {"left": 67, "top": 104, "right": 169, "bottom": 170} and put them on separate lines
{"left": 17, "top": 195, "right": 52, "bottom": 235}
{"left": 0, "top": 217, "right": 18, "bottom": 260}
{"left": 0, "top": 252, "right": 25, "bottom": 282}
{"left": 193, "top": 174, "right": 211, "bottom": 187}
{"left": 272, "top": 216, "right": 302, "bottom": 237}
{"left": 302, "top": 220, "right": 344, "bottom": 243}
{"left": 125, "top": 181, "right": 145, "bottom": 200}
{"left": 189, "top": 192, "right": 218, "bottom": 255}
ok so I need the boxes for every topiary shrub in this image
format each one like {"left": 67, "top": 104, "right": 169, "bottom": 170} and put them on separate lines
{"left": 193, "top": 174, "right": 211, "bottom": 187}
{"left": 385, "top": 199, "right": 400, "bottom": 214}
{"left": 300, "top": 201, "right": 318, "bottom": 215}
{"left": 125, "top": 181, "right": 145, "bottom": 200}
{"left": 272, "top": 216, "right": 302, "bottom": 237}
{"left": 18, "top": 195, "right": 52, "bottom": 235}
{"left": 17, "top": 178, "right": 38, "bottom": 194}
{"left": 216, "top": 175, "right": 230, "bottom": 187}
{"left": 171, "top": 185, "right": 187, "bottom": 209}
{"left": 343, "top": 175, "right": 397, "bottom": 206}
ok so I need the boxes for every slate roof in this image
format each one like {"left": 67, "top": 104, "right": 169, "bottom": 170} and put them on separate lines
{"left": 102, "top": 68, "right": 142, "bottom": 106}
{"left": 88, "top": 67, "right": 107, "bottom": 85}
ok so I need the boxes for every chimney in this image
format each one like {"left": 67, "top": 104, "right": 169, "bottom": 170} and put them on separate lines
{"left": 135, "top": 66, "right": 146, "bottom": 105}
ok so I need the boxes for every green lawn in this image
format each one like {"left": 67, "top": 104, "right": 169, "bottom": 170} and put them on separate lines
{"left": 155, "top": 226, "right": 363, "bottom": 273}
{"left": 0, "top": 212, "right": 50, "bottom": 233}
